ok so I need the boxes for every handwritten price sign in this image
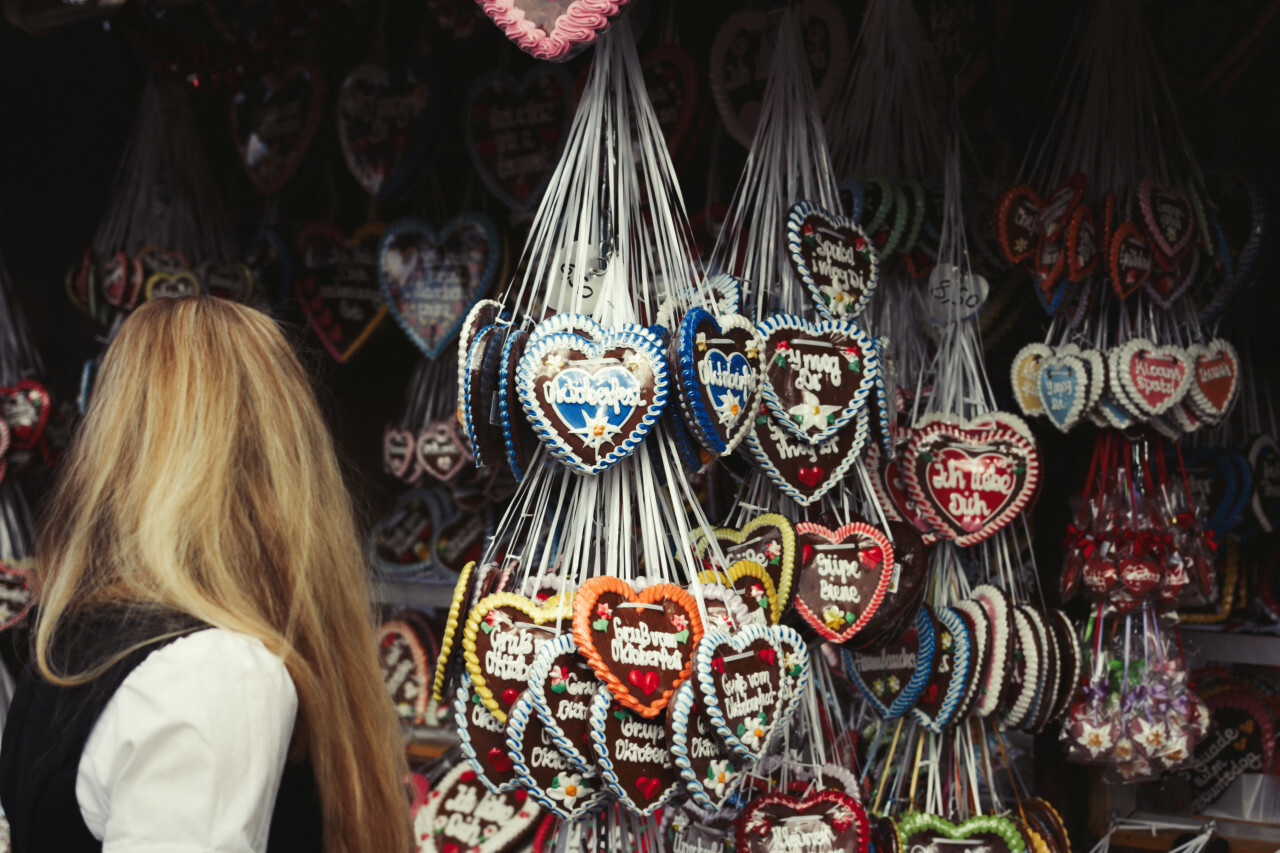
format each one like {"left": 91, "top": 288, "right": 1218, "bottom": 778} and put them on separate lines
{"left": 926, "top": 263, "right": 989, "bottom": 324}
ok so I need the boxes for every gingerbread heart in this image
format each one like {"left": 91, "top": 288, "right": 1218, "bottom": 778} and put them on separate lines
{"left": 1187, "top": 339, "right": 1239, "bottom": 419}
{"left": 1139, "top": 177, "right": 1195, "bottom": 262}
{"left": 0, "top": 380, "right": 50, "bottom": 451}
{"left": 667, "top": 679, "right": 743, "bottom": 811}
{"left": 736, "top": 789, "right": 869, "bottom": 853}
{"left": 863, "top": 435, "right": 940, "bottom": 545}
{"left": 897, "top": 813, "right": 1027, "bottom": 853}
{"left": 517, "top": 318, "right": 668, "bottom": 474}
{"left": 787, "top": 201, "right": 880, "bottom": 322}
{"left": 377, "top": 618, "right": 431, "bottom": 724}
{"left": 675, "top": 308, "right": 764, "bottom": 456}
{"left": 379, "top": 214, "right": 501, "bottom": 359}
{"left": 1039, "top": 174, "right": 1085, "bottom": 243}
{"left": 912, "top": 606, "right": 973, "bottom": 733}
{"left": 1010, "top": 343, "right": 1053, "bottom": 418}
{"left": 463, "top": 323, "right": 510, "bottom": 470}
{"left": 477, "top": 0, "right": 631, "bottom": 61}
{"left": 709, "top": 0, "right": 849, "bottom": 148}
{"left": 144, "top": 270, "right": 201, "bottom": 301}
{"left": 295, "top": 222, "right": 387, "bottom": 363}
{"left": 846, "top": 607, "right": 936, "bottom": 719}
{"left": 1144, "top": 245, "right": 1199, "bottom": 309}
{"left": 1065, "top": 203, "right": 1099, "bottom": 281}
{"left": 230, "top": 62, "right": 325, "bottom": 196}
{"left": 498, "top": 327, "right": 538, "bottom": 480}
{"left": 1038, "top": 352, "right": 1089, "bottom": 433}
{"left": 368, "top": 489, "right": 443, "bottom": 576}
{"left": 417, "top": 419, "right": 473, "bottom": 484}
{"left": 700, "top": 562, "right": 776, "bottom": 626}
{"left": 744, "top": 405, "right": 869, "bottom": 507}
{"left": 526, "top": 633, "right": 603, "bottom": 775}
{"left": 694, "top": 624, "right": 808, "bottom": 762}
{"left": 465, "top": 67, "right": 572, "bottom": 212}
{"left": 0, "top": 561, "right": 33, "bottom": 632}
{"left": 588, "top": 686, "right": 682, "bottom": 816}
{"left": 1116, "top": 338, "right": 1191, "bottom": 417}
{"left": 464, "top": 592, "right": 572, "bottom": 723}
{"left": 901, "top": 414, "right": 1040, "bottom": 546}
{"left": 414, "top": 762, "right": 541, "bottom": 853}
{"left": 504, "top": 690, "right": 609, "bottom": 819}
{"left": 336, "top": 61, "right": 439, "bottom": 199}
{"left": 572, "top": 577, "right": 704, "bottom": 718}
{"left": 692, "top": 513, "right": 797, "bottom": 622}
{"left": 198, "top": 261, "right": 255, "bottom": 303}
{"left": 995, "top": 185, "right": 1043, "bottom": 264}
{"left": 793, "top": 520, "right": 895, "bottom": 643}
{"left": 1108, "top": 222, "right": 1153, "bottom": 299}
{"left": 757, "top": 313, "right": 876, "bottom": 446}
{"left": 454, "top": 675, "right": 522, "bottom": 793}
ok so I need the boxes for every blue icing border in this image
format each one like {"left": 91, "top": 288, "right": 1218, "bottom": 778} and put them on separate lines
{"left": 526, "top": 633, "right": 597, "bottom": 774}
{"left": 668, "top": 679, "right": 742, "bottom": 811}
{"left": 743, "top": 405, "right": 870, "bottom": 507}
{"left": 755, "top": 312, "right": 876, "bottom": 447}
{"left": 516, "top": 320, "right": 669, "bottom": 475}
{"left": 913, "top": 605, "right": 972, "bottom": 734}
{"left": 504, "top": 690, "right": 610, "bottom": 819}
{"left": 378, "top": 213, "right": 501, "bottom": 359}
{"left": 786, "top": 200, "right": 880, "bottom": 322}
{"left": 453, "top": 673, "right": 521, "bottom": 795}
{"left": 498, "top": 326, "right": 531, "bottom": 482}
{"left": 587, "top": 685, "right": 680, "bottom": 817}
{"left": 845, "top": 606, "right": 936, "bottom": 719}
{"left": 674, "top": 307, "right": 762, "bottom": 457}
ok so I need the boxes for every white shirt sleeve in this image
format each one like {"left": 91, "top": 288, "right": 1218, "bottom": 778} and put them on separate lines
{"left": 75, "top": 628, "right": 298, "bottom": 853}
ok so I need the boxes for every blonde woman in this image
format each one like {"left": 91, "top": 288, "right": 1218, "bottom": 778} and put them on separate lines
{"left": 0, "top": 298, "right": 410, "bottom": 853}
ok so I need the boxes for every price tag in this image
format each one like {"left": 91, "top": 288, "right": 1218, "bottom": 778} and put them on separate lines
{"left": 553, "top": 240, "right": 606, "bottom": 314}
{"left": 926, "top": 263, "right": 989, "bottom": 324}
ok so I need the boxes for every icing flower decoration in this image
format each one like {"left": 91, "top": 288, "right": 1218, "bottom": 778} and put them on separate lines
{"left": 670, "top": 614, "right": 688, "bottom": 631}
{"left": 480, "top": 609, "right": 510, "bottom": 635}
{"left": 941, "top": 632, "right": 953, "bottom": 651}
{"left": 695, "top": 332, "right": 708, "bottom": 352}
{"left": 764, "top": 541, "right": 781, "bottom": 561}
{"left": 749, "top": 584, "right": 767, "bottom": 608}
{"left": 706, "top": 760, "right": 734, "bottom": 797}
{"left": 548, "top": 773, "right": 587, "bottom": 808}
{"left": 549, "top": 665, "right": 571, "bottom": 694}
{"left": 872, "top": 677, "right": 886, "bottom": 696}
{"left": 592, "top": 602, "right": 613, "bottom": 632}
{"left": 822, "top": 605, "right": 846, "bottom": 630}
{"left": 737, "top": 715, "right": 769, "bottom": 749}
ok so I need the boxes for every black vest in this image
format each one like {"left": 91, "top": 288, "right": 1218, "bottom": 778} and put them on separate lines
{"left": 0, "top": 609, "right": 324, "bottom": 853}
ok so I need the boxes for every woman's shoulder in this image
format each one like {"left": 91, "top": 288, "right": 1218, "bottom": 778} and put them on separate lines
{"left": 120, "top": 627, "right": 298, "bottom": 713}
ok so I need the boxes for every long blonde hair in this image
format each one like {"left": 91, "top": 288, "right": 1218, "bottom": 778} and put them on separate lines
{"left": 33, "top": 297, "right": 410, "bottom": 853}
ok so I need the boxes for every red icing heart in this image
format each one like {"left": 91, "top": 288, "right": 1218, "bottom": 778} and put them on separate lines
{"left": 801, "top": 543, "right": 814, "bottom": 564}
{"left": 797, "top": 466, "right": 824, "bottom": 487}
{"left": 635, "top": 776, "right": 662, "bottom": 800}
{"left": 1119, "top": 558, "right": 1161, "bottom": 598}
{"left": 443, "top": 844, "right": 461, "bottom": 853}
{"left": 513, "top": 789, "right": 528, "bottom": 803}
{"left": 501, "top": 688, "right": 520, "bottom": 706}
{"left": 1123, "top": 343, "right": 1190, "bottom": 416}
{"left": 758, "top": 648, "right": 777, "bottom": 666}
{"left": 487, "top": 746, "right": 513, "bottom": 773}
{"left": 628, "top": 669, "right": 660, "bottom": 696}
{"left": 901, "top": 414, "right": 1039, "bottom": 547}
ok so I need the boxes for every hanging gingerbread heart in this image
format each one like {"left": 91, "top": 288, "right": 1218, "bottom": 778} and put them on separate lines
{"left": 1037, "top": 352, "right": 1089, "bottom": 433}
{"left": 1010, "top": 343, "right": 1052, "bottom": 418}
{"left": 504, "top": 691, "right": 610, "bottom": 819}
{"left": 572, "top": 577, "right": 704, "bottom": 718}
{"left": 846, "top": 607, "right": 935, "bottom": 718}
{"left": 735, "top": 789, "right": 869, "bottom": 853}
{"left": 786, "top": 201, "right": 880, "bottom": 322}
{"left": 675, "top": 308, "right": 763, "bottom": 456}
{"left": 0, "top": 561, "right": 33, "bottom": 632}
{"left": 1116, "top": 338, "right": 1192, "bottom": 417}
{"left": 0, "top": 380, "right": 50, "bottom": 451}
{"left": 901, "top": 414, "right": 1040, "bottom": 547}
{"left": 912, "top": 606, "right": 973, "bottom": 733}
{"left": 1187, "top": 339, "right": 1239, "bottom": 419}
{"left": 692, "top": 513, "right": 797, "bottom": 622}
{"left": 1065, "top": 203, "right": 1099, "bottom": 281}
{"left": 588, "top": 686, "right": 683, "bottom": 815}
{"left": 379, "top": 214, "right": 502, "bottom": 359}
{"left": 454, "top": 674, "right": 523, "bottom": 793}
{"left": 336, "top": 60, "right": 440, "bottom": 199}
{"left": 642, "top": 45, "right": 701, "bottom": 165}
{"left": 1139, "top": 177, "right": 1195, "bottom": 262}
{"left": 694, "top": 624, "right": 807, "bottom": 762}
{"left": 198, "top": 261, "right": 255, "bottom": 303}
{"left": 1108, "top": 222, "right": 1153, "bottom": 299}
{"left": 667, "top": 679, "right": 744, "bottom": 811}
{"left": 414, "top": 762, "right": 541, "bottom": 853}
{"left": 995, "top": 185, "right": 1044, "bottom": 264}
{"left": 897, "top": 813, "right": 1027, "bottom": 853}
{"left": 1144, "top": 245, "right": 1199, "bottom": 309}
{"left": 708, "top": 0, "right": 849, "bottom": 148}
{"left": 756, "top": 314, "right": 876, "bottom": 446}
{"left": 295, "top": 222, "right": 387, "bottom": 363}
{"left": 498, "top": 327, "right": 538, "bottom": 480}
{"left": 863, "top": 434, "right": 938, "bottom": 545}
{"left": 846, "top": 521, "right": 930, "bottom": 652}
{"left": 463, "top": 591, "right": 572, "bottom": 723}
{"left": 465, "top": 67, "right": 573, "bottom": 212}
{"left": 792, "top": 519, "right": 895, "bottom": 643}
{"left": 230, "top": 62, "right": 325, "bottom": 196}
{"left": 417, "top": 419, "right": 473, "bottom": 484}
{"left": 377, "top": 618, "right": 431, "bottom": 724}
{"left": 517, "top": 317, "right": 668, "bottom": 474}
{"left": 744, "top": 404, "right": 869, "bottom": 507}
{"left": 526, "top": 633, "right": 604, "bottom": 775}
{"left": 1039, "top": 174, "right": 1085, "bottom": 243}
{"left": 145, "top": 270, "right": 201, "bottom": 301}
{"left": 477, "top": 0, "right": 632, "bottom": 61}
